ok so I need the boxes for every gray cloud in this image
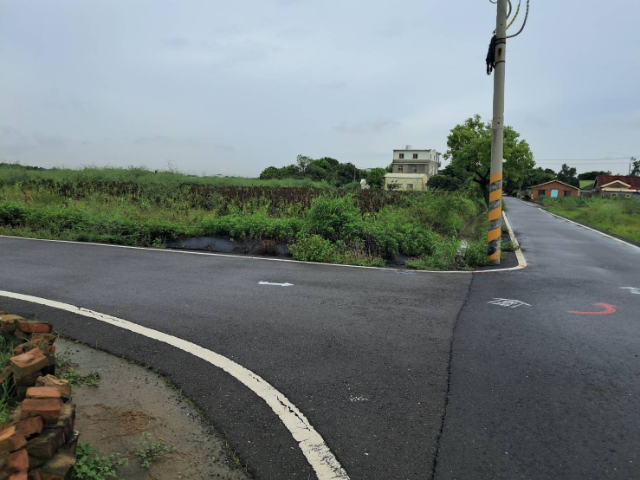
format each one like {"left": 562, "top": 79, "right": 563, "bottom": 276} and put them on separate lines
{"left": 0, "top": 0, "right": 638, "bottom": 175}
{"left": 333, "top": 120, "right": 400, "bottom": 134}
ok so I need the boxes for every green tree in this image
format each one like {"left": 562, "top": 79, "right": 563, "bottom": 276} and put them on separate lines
{"left": 427, "top": 175, "right": 462, "bottom": 191}
{"left": 557, "top": 163, "right": 579, "bottom": 187}
{"left": 631, "top": 157, "right": 640, "bottom": 176}
{"left": 330, "top": 163, "right": 360, "bottom": 187}
{"left": 365, "top": 168, "right": 387, "bottom": 189}
{"left": 578, "top": 170, "right": 611, "bottom": 181}
{"left": 296, "top": 155, "right": 313, "bottom": 173}
{"left": 259, "top": 166, "right": 281, "bottom": 180}
{"left": 444, "top": 115, "right": 534, "bottom": 204}
{"left": 525, "top": 167, "right": 555, "bottom": 188}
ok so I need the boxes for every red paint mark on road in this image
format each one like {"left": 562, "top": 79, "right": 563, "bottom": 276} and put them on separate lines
{"left": 568, "top": 303, "right": 617, "bottom": 315}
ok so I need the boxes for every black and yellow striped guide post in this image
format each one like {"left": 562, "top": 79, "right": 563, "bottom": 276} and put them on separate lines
{"left": 487, "top": 171, "right": 503, "bottom": 263}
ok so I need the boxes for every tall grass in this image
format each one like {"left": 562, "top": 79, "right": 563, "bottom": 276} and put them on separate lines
{"left": 0, "top": 164, "right": 491, "bottom": 270}
{"left": 0, "top": 163, "right": 329, "bottom": 188}
{"left": 543, "top": 197, "right": 640, "bottom": 243}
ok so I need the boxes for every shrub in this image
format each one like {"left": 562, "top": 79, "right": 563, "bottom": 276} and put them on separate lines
{"left": 305, "top": 195, "right": 363, "bottom": 242}
{"left": 290, "top": 235, "right": 336, "bottom": 262}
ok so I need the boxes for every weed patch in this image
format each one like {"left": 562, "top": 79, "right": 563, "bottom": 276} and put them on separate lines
{"left": 72, "top": 443, "right": 127, "bottom": 480}
{"left": 59, "top": 369, "right": 101, "bottom": 387}
{"left": 133, "top": 432, "right": 176, "bottom": 470}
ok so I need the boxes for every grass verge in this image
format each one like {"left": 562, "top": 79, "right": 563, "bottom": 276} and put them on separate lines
{"left": 542, "top": 197, "right": 640, "bottom": 243}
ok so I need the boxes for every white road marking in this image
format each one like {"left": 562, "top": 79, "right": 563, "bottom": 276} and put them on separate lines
{"left": 0, "top": 235, "right": 527, "bottom": 274}
{"left": 488, "top": 298, "right": 532, "bottom": 308}
{"left": 502, "top": 211, "right": 528, "bottom": 268}
{"left": 541, "top": 210, "right": 640, "bottom": 252}
{"left": 620, "top": 287, "right": 640, "bottom": 295}
{"left": 258, "top": 281, "right": 294, "bottom": 287}
{"left": 0, "top": 290, "right": 349, "bottom": 480}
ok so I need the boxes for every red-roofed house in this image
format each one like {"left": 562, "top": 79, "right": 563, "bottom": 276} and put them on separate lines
{"left": 530, "top": 179, "right": 579, "bottom": 201}
{"left": 593, "top": 175, "right": 640, "bottom": 199}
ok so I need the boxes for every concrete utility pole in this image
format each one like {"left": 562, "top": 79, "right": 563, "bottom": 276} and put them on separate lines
{"left": 487, "top": 0, "right": 508, "bottom": 265}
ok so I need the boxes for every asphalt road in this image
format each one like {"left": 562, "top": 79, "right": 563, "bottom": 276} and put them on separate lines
{"left": 435, "top": 199, "right": 640, "bottom": 480}
{"left": 0, "top": 197, "right": 638, "bottom": 479}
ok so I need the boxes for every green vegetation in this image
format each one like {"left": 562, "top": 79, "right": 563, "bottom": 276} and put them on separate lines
{"left": 133, "top": 432, "right": 176, "bottom": 470}
{"left": 543, "top": 197, "right": 640, "bottom": 243}
{"left": 260, "top": 155, "right": 364, "bottom": 188}
{"left": 431, "top": 115, "right": 534, "bottom": 203}
{"left": 0, "top": 163, "right": 493, "bottom": 270}
{"left": 73, "top": 444, "right": 127, "bottom": 480}
{"left": 0, "top": 162, "right": 328, "bottom": 188}
{"left": 0, "top": 336, "right": 16, "bottom": 424}
{"left": 59, "top": 369, "right": 101, "bottom": 387}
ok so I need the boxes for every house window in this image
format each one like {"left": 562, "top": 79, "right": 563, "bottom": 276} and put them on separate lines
{"left": 397, "top": 165, "right": 403, "bottom": 172}
{"left": 399, "top": 153, "right": 404, "bottom": 159}
{"left": 412, "top": 153, "right": 418, "bottom": 159}
{"left": 564, "top": 190, "right": 572, "bottom": 197}
{"left": 538, "top": 189, "right": 546, "bottom": 196}
{"left": 411, "top": 165, "right": 418, "bottom": 173}
{"left": 611, "top": 193, "right": 618, "bottom": 197}
{"left": 407, "top": 184, "right": 414, "bottom": 189}
{"left": 625, "top": 194, "right": 632, "bottom": 198}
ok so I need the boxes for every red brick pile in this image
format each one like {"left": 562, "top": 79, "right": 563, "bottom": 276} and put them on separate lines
{"left": 0, "top": 313, "right": 78, "bottom": 480}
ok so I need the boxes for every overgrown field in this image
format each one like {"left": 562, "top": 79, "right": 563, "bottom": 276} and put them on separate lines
{"left": 0, "top": 165, "right": 490, "bottom": 270}
{"left": 543, "top": 197, "right": 640, "bottom": 243}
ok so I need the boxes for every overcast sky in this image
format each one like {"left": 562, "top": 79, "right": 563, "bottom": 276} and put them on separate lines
{"left": 1, "top": 0, "right": 639, "bottom": 176}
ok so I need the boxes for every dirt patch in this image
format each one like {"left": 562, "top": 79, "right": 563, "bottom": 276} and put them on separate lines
{"left": 56, "top": 338, "right": 252, "bottom": 480}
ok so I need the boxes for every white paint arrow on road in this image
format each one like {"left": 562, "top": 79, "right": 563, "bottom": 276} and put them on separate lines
{"left": 259, "top": 281, "right": 294, "bottom": 287}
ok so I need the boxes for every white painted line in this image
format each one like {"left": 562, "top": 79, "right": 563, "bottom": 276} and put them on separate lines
{"left": 502, "top": 211, "right": 528, "bottom": 268}
{"left": 0, "top": 235, "right": 526, "bottom": 274}
{"left": 620, "top": 287, "right": 640, "bottom": 295}
{"left": 258, "top": 281, "right": 294, "bottom": 287}
{"left": 488, "top": 298, "right": 532, "bottom": 308}
{"left": 540, "top": 209, "right": 640, "bottom": 252}
{"left": 0, "top": 290, "right": 349, "bottom": 480}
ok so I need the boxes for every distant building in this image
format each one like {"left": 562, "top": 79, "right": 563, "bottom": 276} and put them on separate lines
{"left": 593, "top": 175, "right": 640, "bottom": 199}
{"left": 384, "top": 173, "right": 429, "bottom": 191}
{"left": 579, "top": 179, "right": 596, "bottom": 198}
{"left": 384, "top": 145, "right": 440, "bottom": 190}
{"left": 530, "top": 179, "right": 579, "bottom": 200}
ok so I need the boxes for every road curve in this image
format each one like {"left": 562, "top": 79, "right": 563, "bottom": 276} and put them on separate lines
{"left": 0, "top": 233, "right": 471, "bottom": 479}
{"left": 2, "top": 197, "right": 637, "bottom": 479}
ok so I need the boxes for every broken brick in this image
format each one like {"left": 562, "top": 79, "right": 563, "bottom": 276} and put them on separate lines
{"left": 4, "top": 449, "right": 28, "bottom": 473}
{"left": 12, "top": 417, "right": 43, "bottom": 438}
{"left": 26, "top": 452, "right": 46, "bottom": 469}
{"left": 0, "top": 427, "right": 26, "bottom": 453}
{"left": 10, "top": 350, "right": 49, "bottom": 378}
{"left": 0, "top": 318, "right": 16, "bottom": 334}
{"left": 34, "top": 378, "right": 70, "bottom": 401}
{"left": 47, "top": 346, "right": 55, "bottom": 355}
{"left": 13, "top": 330, "right": 29, "bottom": 342}
{"left": 15, "top": 320, "right": 52, "bottom": 335}
{"left": 26, "top": 388, "right": 61, "bottom": 400}
{"left": 25, "top": 429, "right": 64, "bottom": 460}
{"left": 25, "top": 451, "right": 75, "bottom": 480}
{"left": 20, "top": 399, "right": 61, "bottom": 425}
{"left": 29, "top": 334, "right": 55, "bottom": 345}
{"left": 13, "top": 371, "right": 42, "bottom": 387}
{"left": 58, "top": 431, "right": 78, "bottom": 456}
{"left": 11, "top": 348, "right": 24, "bottom": 357}
{"left": 45, "top": 405, "right": 74, "bottom": 441}
{"left": 8, "top": 473, "right": 27, "bottom": 480}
